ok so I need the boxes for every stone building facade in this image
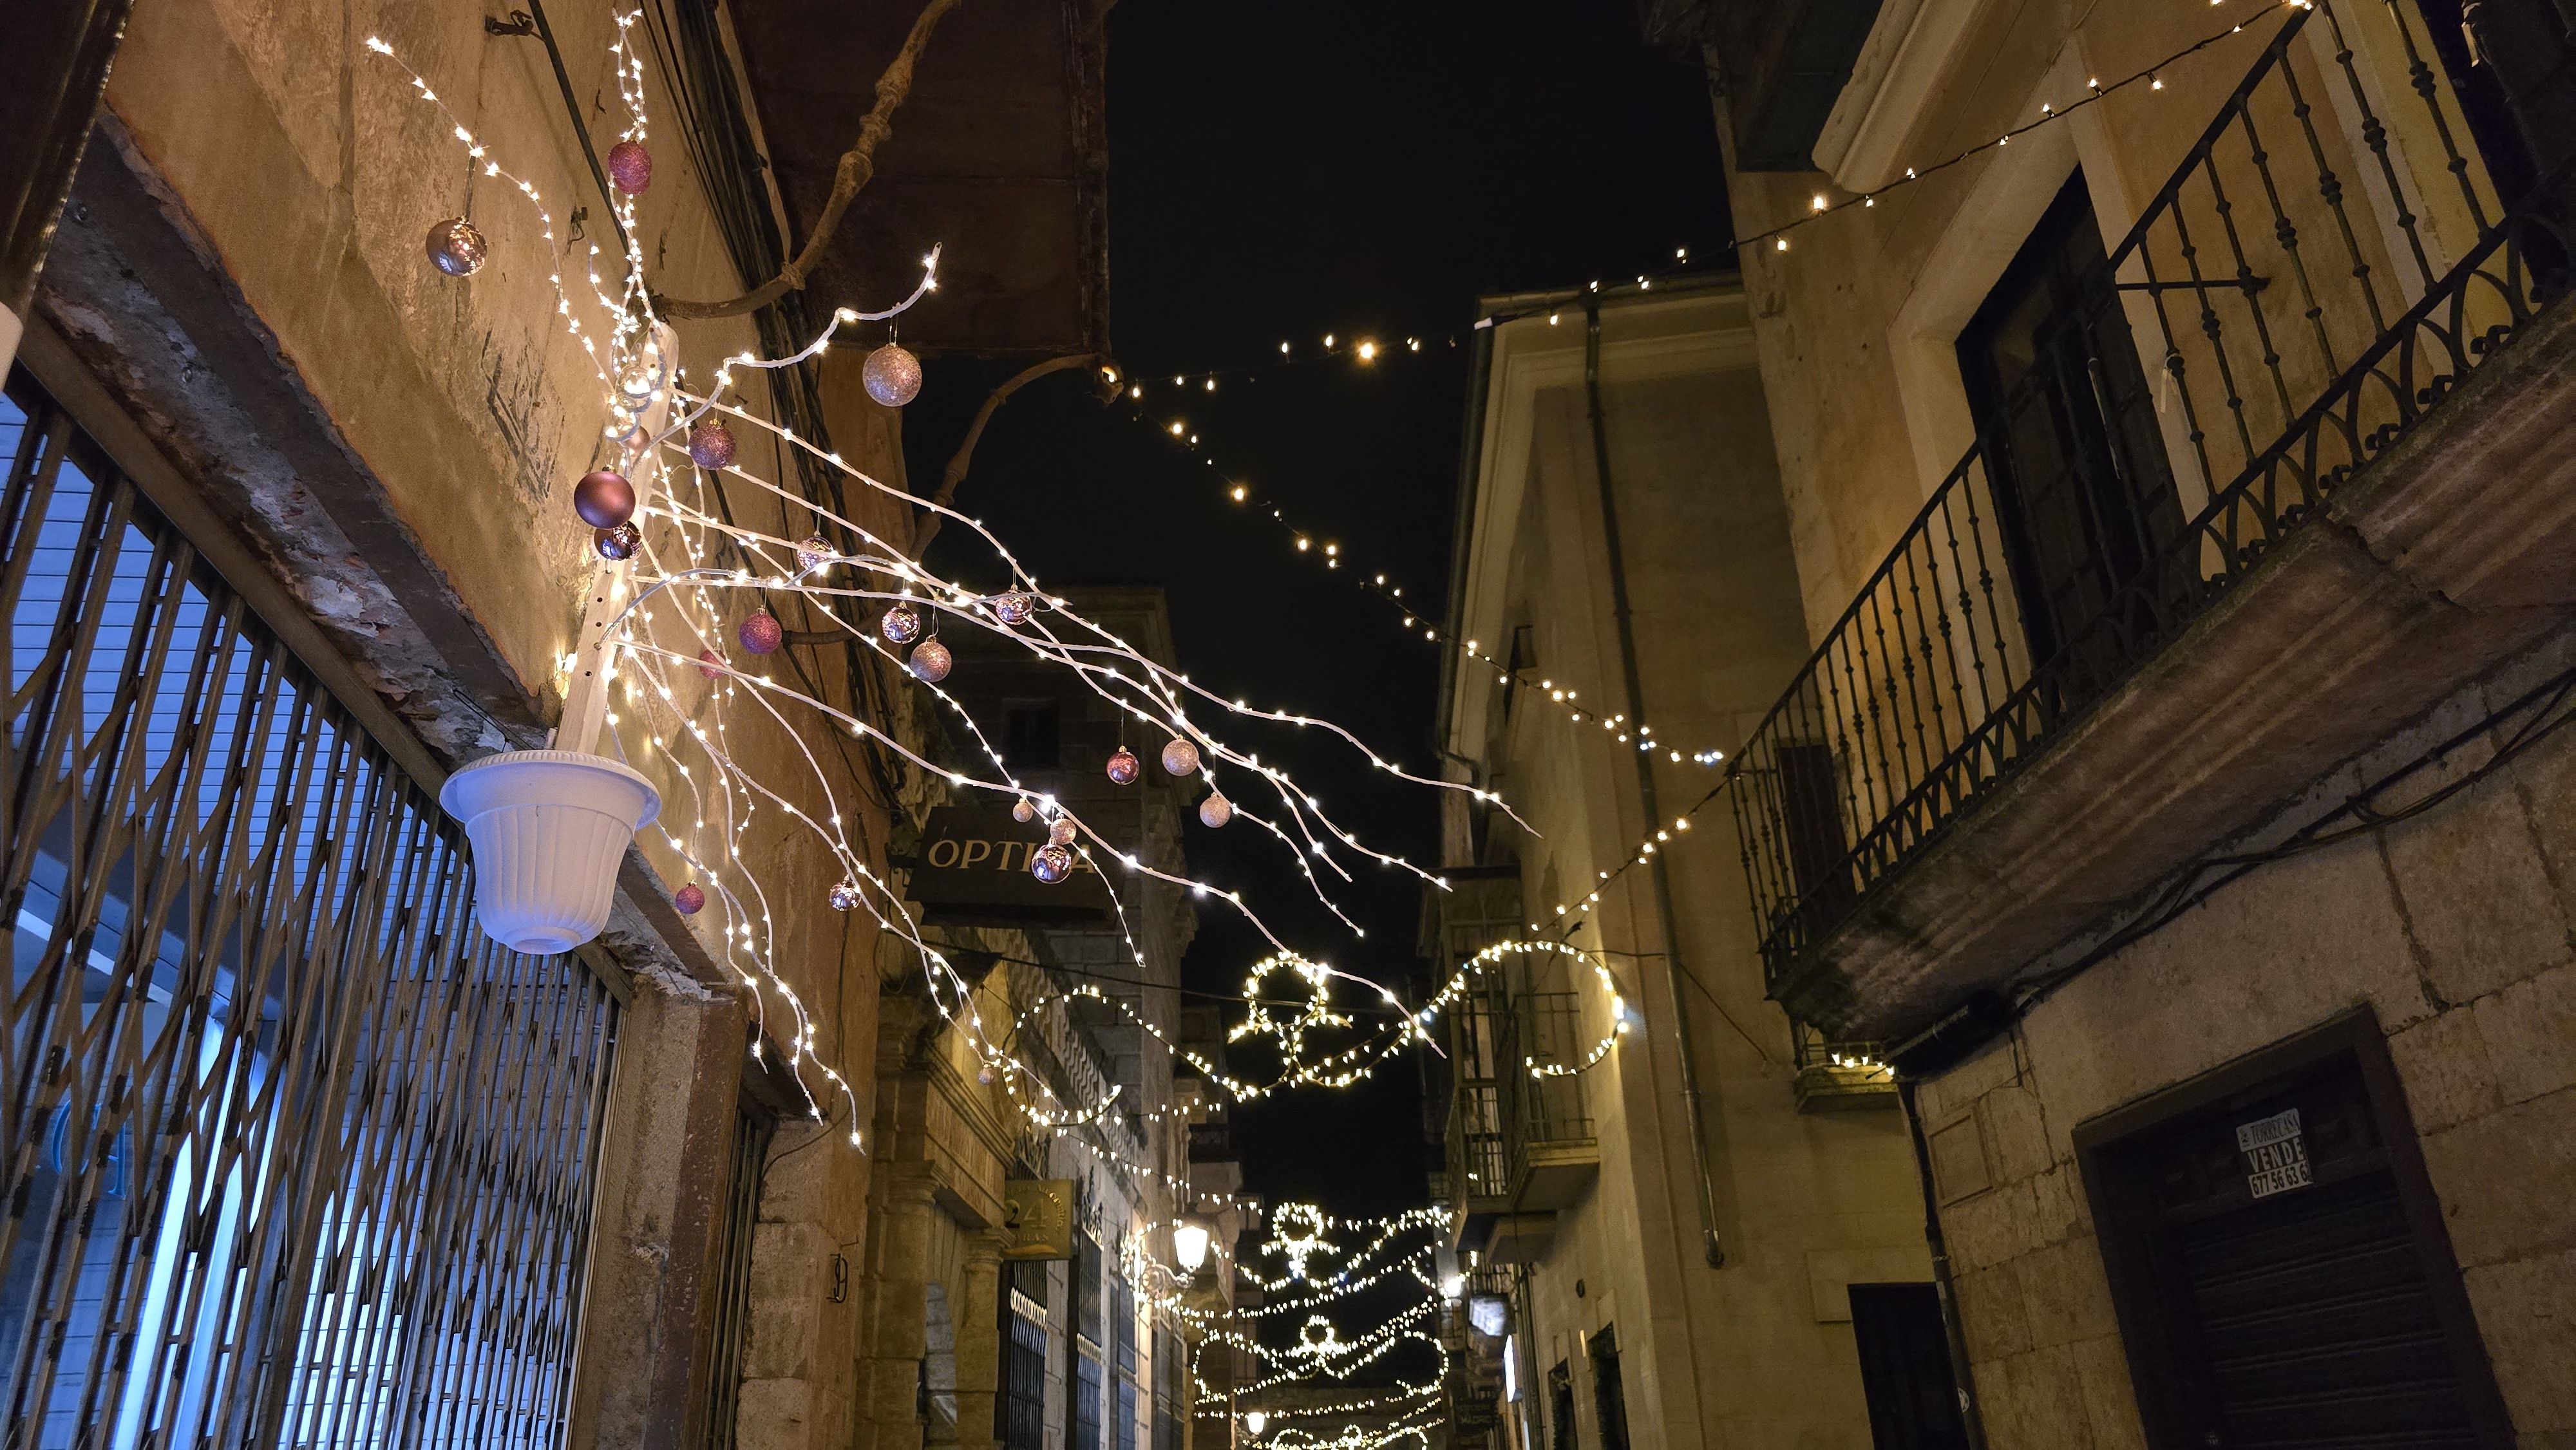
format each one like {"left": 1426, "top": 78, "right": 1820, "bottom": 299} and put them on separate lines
{"left": 1646, "top": 0, "right": 2576, "bottom": 1444}
{"left": 1429, "top": 278, "right": 1938, "bottom": 1450}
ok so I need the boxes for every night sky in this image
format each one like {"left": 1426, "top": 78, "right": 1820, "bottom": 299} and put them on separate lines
{"left": 911, "top": 3, "right": 1730, "bottom": 1223}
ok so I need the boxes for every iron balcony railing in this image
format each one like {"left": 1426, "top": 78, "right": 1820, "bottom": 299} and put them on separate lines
{"left": 1728, "top": 0, "right": 2572, "bottom": 987}
{"left": 1444, "top": 990, "right": 1596, "bottom": 1211}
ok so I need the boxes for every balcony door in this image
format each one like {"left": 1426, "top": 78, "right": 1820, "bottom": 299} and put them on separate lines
{"left": 1958, "top": 173, "right": 2185, "bottom": 709}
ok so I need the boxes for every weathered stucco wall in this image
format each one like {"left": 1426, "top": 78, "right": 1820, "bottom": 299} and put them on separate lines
{"left": 1915, "top": 628, "right": 2576, "bottom": 1446}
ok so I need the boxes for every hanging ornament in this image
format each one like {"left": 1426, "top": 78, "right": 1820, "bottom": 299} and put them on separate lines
{"left": 1160, "top": 737, "right": 1201, "bottom": 777}
{"left": 674, "top": 883, "right": 706, "bottom": 915}
{"left": 978, "top": 1064, "right": 999, "bottom": 1086}
{"left": 880, "top": 602, "right": 923, "bottom": 645}
{"left": 827, "top": 881, "right": 862, "bottom": 911}
{"left": 574, "top": 469, "right": 636, "bottom": 528}
{"left": 1048, "top": 818, "right": 1077, "bottom": 847}
{"left": 1199, "top": 792, "right": 1233, "bottom": 828}
{"left": 1106, "top": 747, "right": 1141, "bottom": 785}
{"left": 991, "top": 590, "right": 1038, "bottom": 625}
{"left": 862, "top": 342, "right": 922, "bottom": 408}
{"left": 907, "top": 638, "right": 953, "bottom": 683}
{"left": 740, "top": 610, "right": 783, "bottom": 655}
{"left": 1012, "top": 798, "right": 1037, "bottom": 824}
{"left": 426, "top": 217, "right": 488, "bottom": 277}
{"left": 697, "top": 648, "right": 727, "bottom": 681}
{"left": 1029, "top": 843, "right": 1074, "bottom": 883}
{"left": 592, "top": 523, "right": 641, "bottom": 561}
{"left": 688, "top": 420, "right": 736, "bottom": 469}
{"left": 605, "top": 139, "right": 653, "bottom": 194}
{"left": 795, "top": 534, "right": 836, "bottom": 572}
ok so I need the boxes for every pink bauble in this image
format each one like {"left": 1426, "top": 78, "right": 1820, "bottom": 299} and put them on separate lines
{"left": 593, "top": 523, "right": 641, "bottom": 561}
{"left": 908, "top": 638, "right": 952, "bottom": 683}
{"left": 426, "top": 217, "right": 488, "bottom": 277}
{"left": 739, "top": 610, "right": 783, "bottom": 655}
{"left": 1160, "top": 737, "right": 1201, "bottom": 776}
{"left": 688, "top": 420, "right": 736, "bottom": 469}
{"left": 574, "top": 469, "right": 636, "bottom": 529}
{"left": 697, "top": 648, "right": 726, "bottom": 681}
{"left": 1199, "top": 792, "right": 1233, "bottom": 829}
{"left": 1105, "top": 747, "right": 1141, "bottom": 786}
{"left": 862, "top": 343, "right": 923, "bottom": 407}
{"left": 880, "top": 602, "right": 923, "bottom": 645}
{"left": 605, "top": 139, "right": 653, "bottom": 194}
{"left": 992, "top": 590, "right": 1038, "bottom": 625}
{"left": 674, "top": 883, "right": 706, "bottom": 915}
{"left": 1030, "top": 843, "right": 1074, "bottom": 883}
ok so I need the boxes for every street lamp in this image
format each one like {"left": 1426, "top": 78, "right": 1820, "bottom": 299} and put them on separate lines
{"left": 1244, "top": 1411, "right": 1269, "bottom": 1438}
{"left": 1174, "top": 1217, "right": 1213, "bottom": 1275}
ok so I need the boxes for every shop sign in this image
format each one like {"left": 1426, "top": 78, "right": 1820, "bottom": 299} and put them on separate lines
{"left": 2235, "top": 1107, "right": 2312, "bottom": 1199}
{"left": 1003, "top": 1178, "right": 1077, "bottom": 1261}
{"left": 905, "top": 807, "right": 1113, "bottom": 925}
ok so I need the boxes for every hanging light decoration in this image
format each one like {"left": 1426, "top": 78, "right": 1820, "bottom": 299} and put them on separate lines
{"left": 863, "top": 341, "right": 923, "bottom": 407}
{"left": 1105, "top": 746, "right": 1141, "bottom": 785}
{"left": 425, "top": 217, "right": 488, "bottom": 277}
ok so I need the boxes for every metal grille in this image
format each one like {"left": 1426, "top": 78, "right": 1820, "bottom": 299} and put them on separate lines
{"left": 1728, "top": 0, "right": 2573, "bottom": 988}
{"left": 699, "top": 1102, "right": 773, "bottom": 1450}
{"left": 0, "top": 371, "right": 620, "bottom": 1447}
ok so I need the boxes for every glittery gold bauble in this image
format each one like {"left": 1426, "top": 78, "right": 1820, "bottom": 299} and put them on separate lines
{"left": 1047, "top": 818, "right": 1077, "bottom": 847}
{"left": 862, "top": 342, "right": 923, "bottom": 407}
{"left": 1160, "top": 737, "right": 1200, "bottom": 776}
{"left": 1199, "top": 792, "right": 1233, "bottom": 828}
{"left": 907, "top": 638, "right": 952, "bottom": 683}
{"left": 1012, "top": 798, "right": 1037, "bottom": 824}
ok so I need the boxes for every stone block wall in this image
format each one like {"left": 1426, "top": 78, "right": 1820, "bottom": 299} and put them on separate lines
{"left": 1917, "top": 635, "right": 2576, "bottom": 1446}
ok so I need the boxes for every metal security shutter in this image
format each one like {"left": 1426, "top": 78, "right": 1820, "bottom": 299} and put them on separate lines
{"left": 2078, "top": 1012, "right": 2509, "bottom": 1450}
{"left": 2174, "top": 1171, "right": 2475, "bottom": 1445}
{"left": 0, "top": 363, "right": 621, "bottom": 1447}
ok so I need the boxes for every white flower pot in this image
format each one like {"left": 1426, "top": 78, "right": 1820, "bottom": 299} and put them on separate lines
{"left": 439, "top": 749, "right": 661, "bottom": 955}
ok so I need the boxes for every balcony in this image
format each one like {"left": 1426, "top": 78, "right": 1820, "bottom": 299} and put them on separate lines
{"left": 1728, "top": 0, "right": 2576, "bottom": 1040}
{"left": 1445, "top": 990, "right": 1601, "bottom": 1261}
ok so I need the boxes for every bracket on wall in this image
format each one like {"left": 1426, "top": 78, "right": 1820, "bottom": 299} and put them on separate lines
{"left": 484, "top": 11, "right": 538, "bottom": 37}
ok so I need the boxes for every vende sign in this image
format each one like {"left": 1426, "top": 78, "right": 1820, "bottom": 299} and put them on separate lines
{"left": 904, "top": 806, "right": 1115, "bottom": 925}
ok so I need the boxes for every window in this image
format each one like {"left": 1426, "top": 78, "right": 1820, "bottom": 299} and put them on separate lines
{"left": 701, "top": 1102, "right": 777, "bottom": 1450}
{"left": 1587, "top": 1327, "right": 1631, "bottom": 1450}
{"left": 1072, "top": 1352, "right": 1104, "bottom": 1450}
{"left": 1957, "top": 171, "right": 2183, "bottom": 703}
{"left": 1548, "top": 1360, "right": 1576, "bottom": 1450}
{"left": 1004, "top": 1299, "right": 1048, "bottom": 1450}
{"left": 2076, "top": 1009, "right": 2510, "bottom": 1447}
{"left": 1072, "top": 1231, "right": 1104, "bottom": 1450}
{"left": 1005, "top": 704, "right": 1062, "bottom": 768}
{"left": 0, "top": 369, "right": 620, "bottom": 1446}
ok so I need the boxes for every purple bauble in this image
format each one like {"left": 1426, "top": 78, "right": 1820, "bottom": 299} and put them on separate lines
{"left": 1198, "top": 792, "right": 1233, "bottom": 829}
{"left": 697, "top": 648, "right": 726, "bottom": 681}
{"left": 594, "top": 523, "right": 641, "bottom": 561}
{"left": 606, "top": 139, "right": 653, "bottom": 194}
{"left": 828, "top": 881, "right": 862, "bottom": 911}
{"left": 862, "top": 343, "right": 923, "bottom": 408}
{"left": 688, "top": 420, "right": 736, "bottom": 469}
{"left": 992, "top": 590, "right": 1038, "bottom": 625}
{"left": 1105, "top": 747, "right": 1141, "bottom": 786}
{"left": 795, "top": 535, "right": 835, "bottom": 572}
{"left": 1030, "top": 843, "right": 1074, "bottom": 883}
{"left": 574, "top": 469, "right": 636, "bottom": 528}
{"left": 1160, "top": 737, "right": 1201, "bottom": 777}
{"left": 426, "top": 217, "right": 488, "bottom": 278}
{"left": 674, "top": 883, "right": 706, "bottom": 915}
{"left": 879, "top": 602, "right": 923, "bottom": 645}
{"left": 739, "top": 610, "right": 783, "bottom": 655}
{"left": 908, "top": 638, "right": 952, "bottom": 683}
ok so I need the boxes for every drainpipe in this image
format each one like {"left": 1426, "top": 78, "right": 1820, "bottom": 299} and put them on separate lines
{"left": 0, "top": 0, "right": 135, "bottom": 379}
{"left": 1583, "top": 303, "right": 1725, "bottom": 1268}
{"left": 1899, "top": 1078, "right": 1989, "bottom": 1449}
